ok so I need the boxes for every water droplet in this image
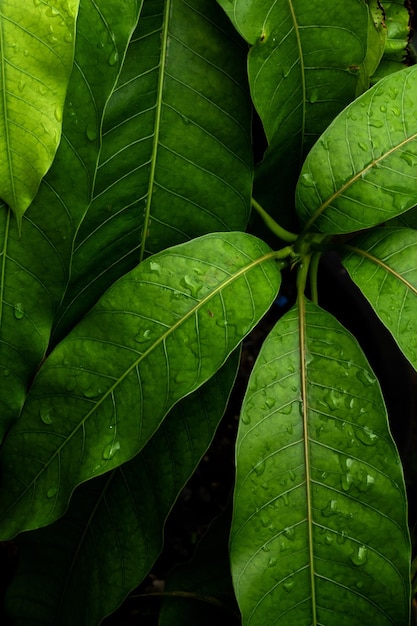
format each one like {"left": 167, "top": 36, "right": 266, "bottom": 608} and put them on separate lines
{"left": 3, "top": 369, "right": 10, "bottom": 377}
{"left": 135, "top": 328, "right": 153, "bottom": 343}
{"left": 253, "top": 460, "right": 266, "bottom": 476}
{"left": 46, "top": 6, "right": 60, "bottom": 16}
{"left": 102, "top": 441, "right": 120, "bottom": 460}
{"left": 265, "top": 397, "right": 275, "bottom": 409}
{"left": 108, "top": 49, "right": 119, "bottom": 66}
{"left": 350, "top": 545, "right": 368, "bottom": 566}
{"left": 341, "top": 472, "right": 352, "bottom": 492}
{"left": 18, "top": 79, "right": 26, "bottom": 92}
{"left": 284, "top": 527, "right": 295, "bottom": 541}
{"left": 321, "top": 499, "right": 338, "bottom": 517}
{"left": 64, "top": 31, "right": 73, "bottom": 43}
{"left": 241, "top": 413, "right": 251, "bottom": 425}
{"left": 13, "top": 303, "right": 24, "bottom": 319}
{"left": 268, "top": 556, "right": 277, "bottom": 567}
{"left": 309, "top": 89, "right": 318, "bottom": 103}
{"left": 283, "top": 580, "right": 294, "bottom": 593}
{"left": 182, "top": 274, "right": 202, "bottom": 298}
{"left": 301, "top": 172, "right": 315, "bottom": 187}
{"left": 261, "top": 543, "right": 271, "bottom": 553}
{"left": 33, "top": 0, "right": 41, "bottom": 6}
{"left": 356, "top": 425, "right": 378, "bottom": 446}
{"left": 286, "top": 422, "right": 293, "bottom": 435}
{"left": 380, "top": 105, "right": 387, "bottom": 113}
{"left": 55, "top": 107, "right": 63, "bottom": 122}
{"left": 391, "top": 106, "right": 400, "bottom": 117}
{"left": 356, "top": 368, "right": 376, "bottom": 386}
{"left": 358, "top": 142, "right": 368, "bottom": 152}
{"left": 47, "top": 487, "right": 58, "bottom": 498}
{"left": 85, "top": 123, "right": 97, "bottom": 141}
{"left": 150, "top": 261, "right": 161, "bottom": 273}
{"left": 400, "top": 152, "right": 417, "bottom": 167}
{"left": 280, "top": 403, "right": 292, "bottom": 415}
{"left": 325, "top": 534, "right": 333, "bottom": 545}
{"left": 40, "top": 408, "right": 53, "bottom": 425}
{"left": 370, "top": 119, "right": 383, "bottom": 128}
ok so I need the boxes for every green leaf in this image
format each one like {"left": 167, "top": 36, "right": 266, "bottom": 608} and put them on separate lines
{"left": 231, "top": 300, "right": 410, "bottom": 625}
{"left": 160, "top": 503, "right": 239, "bottom": 626}
{"left": 0, "top": 0, "right": 79, "bottom": 223}
{"left": 54, "top": 0, "right": 253, "bottom": 339}
{"left": 342, "top": 227, "right": 417, "bottom": 369}
{"left": 0, "top": 231, "right": 280, "bottom": 539}
{"left": 296, "top": 65, "right": 417, "bottom": 234}
{"left": 6, "top": 353, "right": 239, "bottom": 626}
{"left": 356, "top": 0, "right": 387, "bottom": 94}
{"left": 0, "top": 1, "right": 142, "bottom": 437}
{"left": 218, "top": 0, "right": 369, "bottom": 221}
{"left": 371, "top": 0, "right": 410, "bottom": 82}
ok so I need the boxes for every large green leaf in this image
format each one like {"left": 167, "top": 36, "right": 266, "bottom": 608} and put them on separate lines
{"left": 231, "top": 300, "right": 410, "bottom": 625}
{"left": 342, "top": 227, "right": 417, "bottom": 369}
{"left": 0, "top": 0, "right": 79, "bottom": 223}
{"left": 0, "top": 0, "right": 142, "bottom": 438}
{"left": 54, "top": 0, "right": 253, "bottom": 339}
{"left": 218, "top": 0, "right": 369, "bottom": 221}
{"left": 371, "top": 0, "right": 410, "bottom": 83}
{"left": 0, "top": 231, "right": 280, "bottom": 539}
{"left": 5, "top": 353, "right": 239, "bottom": 626}
{"left": 296, "top": 64, "right": 417, "bottom": 234}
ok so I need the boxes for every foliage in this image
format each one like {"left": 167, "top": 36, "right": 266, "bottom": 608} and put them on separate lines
{"left": 0, "top": 0, "right": 415, "bottom": 624}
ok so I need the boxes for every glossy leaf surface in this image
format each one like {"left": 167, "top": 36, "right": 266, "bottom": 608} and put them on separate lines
{"left": 0, "top": 0, "right": 79, "bottom": 222}
{"left": 343, "top": 227, "right": 417, "bottom": 369}
{"left": 0, "top": 232, "right": 280, "bottom": 538}
{"left": 296, "top": 64, "right": 417, "bottom": 234}
{"left": 231, "top": 300, "right": 410, "bottom": 625}
{"left": 6, "top": 353, "right": 239, "bottom": 626}
{"left": 371, "top": 0, "right": 410, "bottom": 82}
{"left": 0, "top": 0, "right": 141, "bottom": 439}
{"left": 55, "top": 0, "right": 252, "bottom": 338}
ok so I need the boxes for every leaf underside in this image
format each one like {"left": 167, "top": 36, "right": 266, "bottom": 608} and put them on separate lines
{"left": 231, "top": 300, "right": 410, "bottom": 625}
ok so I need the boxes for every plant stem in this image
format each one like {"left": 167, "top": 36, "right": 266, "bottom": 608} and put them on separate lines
{"left": 251, "top": 198, "right": 298, "bottom": 243}
{"left": 309, "top": 251, "right": 321, "bottom": 305}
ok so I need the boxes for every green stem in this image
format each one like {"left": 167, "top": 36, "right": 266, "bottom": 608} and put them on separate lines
{"left": 251, "top": 198, "right": 298, "bottom": 243}
{"left": 309, "top": 251, "right": 321, "bottom": 305}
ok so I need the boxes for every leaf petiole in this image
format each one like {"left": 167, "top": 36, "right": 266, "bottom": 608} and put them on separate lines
{"left": 251, "top": 198, "right": 298, "bottom": 243}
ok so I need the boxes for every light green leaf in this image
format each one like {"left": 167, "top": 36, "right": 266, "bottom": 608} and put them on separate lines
{"left": 0, "top": 0, "right": 79, "bottom": 223}
{"left": 371, "top": 0, "right": 410, "bottom": 82}
{"left": 54, "top": 0, "right": 253, "bottom": 339}
{"left": 5, "top": 353, "right": 239, "bottom": 626}
{"left": 0, "top": 231, "right": 280, "bottom": 539}
{"left": 231, "top": 300, "right": 410, "bottom": 625}
{"left": 356, "top": 0, "right": 386, "bottom": 94}
{"left": 296, "top": 65, "right": 417, "bottom": 234}
{"left": 342, "top": 227, "right": 417, "bottom": 369}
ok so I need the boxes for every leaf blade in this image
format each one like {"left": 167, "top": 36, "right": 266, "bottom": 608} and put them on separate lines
{"left": 0, "top": 231, "right": 281, "bottom": 538}
{"left": 296, "top": 65, "right": 417, "bottom": 234}
{"left": 342, "top": 227, "right": 417, "bottom": 369}
{"left": 231, "top": 300, "right": 410, "bottom": 625}
{"left": 0, "top": 0, "right": 79, "bottom": 221}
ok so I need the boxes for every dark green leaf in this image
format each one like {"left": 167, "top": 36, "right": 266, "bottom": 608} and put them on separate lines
{"left": 296, "top": 65, "right": 417, "bottom": 234}
{"left": 342, "top": 227, "right": 417, "bottom": 369}
{"left": 5, "top": 353, "right": 239, "bottom": 626}
{"left": 0, "top": 231, "right": 280, "bottom": 538}
{"left": 160, "top": 503, "right": 239, "bottom": 626}
{"left": 218, "top": 0, "right": 369, "bottom": 221}
{"left": 371, "top": 0, "right": 410, "bottom": 82}
{"left": 55, "top": 0, "right": 253, "bottom": 338}
{"left": 231, "top": 300, "right": 410, "bottom": 625}
{"left": 0, "top": 0, "right": 79, "bottom": 222}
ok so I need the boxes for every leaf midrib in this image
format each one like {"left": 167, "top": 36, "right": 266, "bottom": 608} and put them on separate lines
{"left": 139, "top": 0, "right": 171, "bottom": 263}
{"left": 304, "top": 129, "right": 417, "bottom": 232}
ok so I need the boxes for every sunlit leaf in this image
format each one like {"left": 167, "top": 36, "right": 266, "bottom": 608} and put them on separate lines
{"left": 5, "top": 353, "right": 239, "bottom": 626}
{"left": 231, "top": 300, "right": 410, "bottom": 625}
{"left": 296, "top": 65, "right": 417, "bottom": 234}
{"left": 343, "top": 227, "right": 417, "bottom": 369}
{"left": 0, "top": 0, "right": 79, "bottom": 222}
{"left": 0, "top": 231, "right": 280, "bottom": 538}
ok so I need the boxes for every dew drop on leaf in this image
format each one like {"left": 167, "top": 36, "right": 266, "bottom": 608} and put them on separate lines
{"left": 356, "top": 368, "right": 376, "bottom": 386}
{"left": 54, "top": 107, "right": 63, "bottom": 122}
{"left": 268, "top": 556, "right": 277, "bottom": 568}
{"left": 40, "top": 409, "right": 53, "bottom": 425}
{"left": 241, "top": 413, "right": 251, "bottom": 425}
{"left": 358, "top": 142, "right": 368, "bottom": 152}
{"left": 13, "top": 303, "right": 24, "bottom": 319}
{"left": 47, "top": 487, "right": 58, "bottom": 499}
{"left": 321, "top": 499, "right": 338, "bottom": 517}
{"left": 356, "top": 425, "right": 378, "bottom": 446}
{"left": 135, "top": 328, "right": 153, "bottom": 343}
{"left": 280, "top": 403, "right": 292, "bottom": 415}
{"left": 350, "top": 545, "right": 368, "bottom": 566}
{"left": 108, "top": 49, "right": 119, "bottom": 66}
{"left": 253, "top": 460, "right": 266, "bottom": 476}
{"left": 102, "top": 441, "right": 120, "bottom": 460}
{"left": 85, "top": 123, "right": 97, "bottom": 141}
{"left": 283, "top": 580, "right": 294, "bottom": 593}
{"left": 284, "top": 527, "right": 295, "bottom": 541}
